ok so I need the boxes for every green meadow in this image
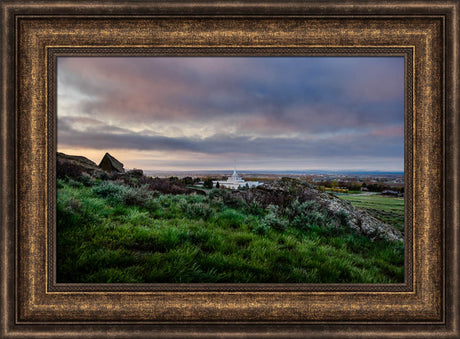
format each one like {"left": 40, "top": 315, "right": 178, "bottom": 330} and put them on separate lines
{"left": 57, "top": 179, "right": 404, "bottom": 284}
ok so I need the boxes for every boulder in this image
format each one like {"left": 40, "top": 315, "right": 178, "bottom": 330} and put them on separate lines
{"left": 316, "top": 190, "right": 403, "bottom": 242}
{"left": 57, "top": 152, "right": 105, "bottom": 177}
{"left": 98, "top": 152, "right": 124, "bottom": 173}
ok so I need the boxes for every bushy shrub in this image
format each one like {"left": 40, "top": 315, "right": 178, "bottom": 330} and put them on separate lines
{"left": 144, "top": 199, "right": 160, "bottom": 213}
{"left": 93, "top": 181, "right": 125, "bottom": 198}
{"left": 124, "top": 177, "right": 139, "bottom": 187}
{"left": 262, "top": 205, "right": 287, "bottom": 231}
{"left": 209, "top": 188, "right": 227, "bottom": 198}
{"left": 245, "top": 201, "right": 264, "bottom": 216}
{"left": 283, "top": 199, "right": 326, "bottom": 231}
{"left": 146, "top": 177, "right": 190, "bottom": 195}
{"left": 203, "top": 178, "right": 214, "bottom": 189}
{"left": 93, "top": 181, "right": 156, "bottom": 207}
{"left": 114, "top": 186, "right": 141, "bottom": 206}
{"left": 95, "top": 171, "right": 109, "bottom": 181}
{"left": 209, "top": 188, "right": 247, "bottom": 208}
{"left": 222, "top": 192, "right": 246, "bottom": 209}
{"left": 126, "top": 169, "right": 143, "bottom": 178}
{"left": 113, "top": 185, "right": 155, "bottom": 207}
{"left": 184, "top": 194, "right": 208, "bottom": 204}
{"left": 156, "top": 194, "right": 173, "bottom": 207}
{"left": 79, "top": 173, "right": 94, "bottom": 187}
{"left": 284, "top": 200, "right": 318, "bottom": 220}
{"left": 181, "top": 176, "right": 194, "bottom": 186}
{"left": 66, "top": 197, "right": 82, "bottom": 213}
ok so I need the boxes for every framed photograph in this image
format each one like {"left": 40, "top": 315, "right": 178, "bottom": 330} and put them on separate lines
{"left": 1, "top": 1, "right": 458, "bottom": 338}
{"left": 54, "top": 54, "right": 407, "bottom": 287}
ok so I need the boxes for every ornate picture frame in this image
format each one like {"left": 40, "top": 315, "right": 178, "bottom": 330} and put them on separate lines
{"left": 1, "top": 1, "right": 458, "bottom": 338}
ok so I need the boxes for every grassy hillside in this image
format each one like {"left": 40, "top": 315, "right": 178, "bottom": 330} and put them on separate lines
{"left": 339, "top": 194, "right": 404, "bottom": 234}
{"left": 57, "top": 179, "right": 404, "bottom": 284}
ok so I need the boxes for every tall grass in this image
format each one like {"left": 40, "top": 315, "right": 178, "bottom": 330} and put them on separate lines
{"left": 57, "top": 179, "right": 404, "bottom": 283}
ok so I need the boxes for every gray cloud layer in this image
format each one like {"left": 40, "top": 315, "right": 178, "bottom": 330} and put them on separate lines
{"left": 57, "top": 57, "right": 404, "bottom": 171}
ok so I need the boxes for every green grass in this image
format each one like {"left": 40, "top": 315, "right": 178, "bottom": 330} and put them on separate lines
{"left": 57, "top": 180, "right": 404, "bottom": 284}
{"left": 339, "top": 194, "right": 404, "bottom": 233}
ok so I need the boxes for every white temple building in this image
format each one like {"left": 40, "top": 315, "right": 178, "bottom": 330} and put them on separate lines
{"left": 213, "top": 169, "right": 262, "bottom": 189}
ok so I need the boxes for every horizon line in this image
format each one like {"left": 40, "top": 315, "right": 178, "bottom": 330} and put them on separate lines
{"left": 139, "top": 169, "right": 404, "bottom": 174}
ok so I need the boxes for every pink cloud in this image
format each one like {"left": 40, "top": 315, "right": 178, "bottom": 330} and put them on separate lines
{"left": 369, "top": 125, "right": 403, "bottom": 137}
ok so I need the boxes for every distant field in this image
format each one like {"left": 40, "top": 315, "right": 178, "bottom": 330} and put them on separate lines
{"left": 339, "top": 194, "right": 404, "bottom": 234}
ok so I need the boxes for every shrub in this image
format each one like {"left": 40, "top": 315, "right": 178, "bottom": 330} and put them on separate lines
{"left": 66, "top": 197, "right": 83, "bottom": 213}
{"left": 93, "top": 181, "right": 125, "bottom": 198}
{"left": 79, "top": 173, "right": 94, "bottom": 187}
{"left": 93, "top": 181, "right": 153, "bottom": 206}
{"left": 245, "top": 201, "right": 264, "bottom": 217}
{"left": 112, "top": 185, "right": 155, "bottom": 207}
{"left": 185, "top": 194, "right": 207, "bottom": 204}
{"left": 222, "top": 192, "right": 246, "bottom": 209}
{"left": 262, "top": 205, "right": 287, "bottom": 231}
{"left": 181, "top": 176, "right": 194, "bottom": 186}
{"left": 209, "top": 188, "right": 227, "bottom": 200}
{"left": 126, "top": 169, "right": 143, "bottom": 178}
{"left": 282, "top": 199, "right": 325, "bottom": 231}
{"left": 284, "top": 200, "right": 319, "bottom": 221}
{"left": 146, "top": 177, "right": 190, "bottom": 195}
{"left": 95, "top": 171, "right": 109, "bottom": 181}
{"left": 124, "top": 177, "right": 139, "bottom": 187}
{"left": 203, "top": 178, "right": 213, "bottom": 189}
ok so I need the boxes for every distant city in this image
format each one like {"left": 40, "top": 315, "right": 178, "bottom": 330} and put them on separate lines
{"left": 143, "top": 169, "right": 404, "bottom": 177}
{"left": 140, "top": 169, "right": 404, "bottom": 193}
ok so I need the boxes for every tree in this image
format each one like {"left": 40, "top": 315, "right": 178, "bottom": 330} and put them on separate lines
{"left": 203, "top": 178, "right": 213, "bottom": 189}
{"left": 216, "top": 182, "right": 220, "bottom": 188}
{"left": 181, "top": 176, "right": 194, "bottom": 185}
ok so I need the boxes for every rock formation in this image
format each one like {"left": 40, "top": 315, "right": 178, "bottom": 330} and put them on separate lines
{"left": 98, "top": 153, "right": 125, "bottom": 173}
{"left": 248, "top": 178, "right": 404, "bottom": 241}
{"left": 57, "top": 152, "right": 105, "bottom": 176}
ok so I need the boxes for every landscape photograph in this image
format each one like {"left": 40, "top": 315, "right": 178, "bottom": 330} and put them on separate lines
{"left": 57, "top": 56, "right": 405, "bottom": 284}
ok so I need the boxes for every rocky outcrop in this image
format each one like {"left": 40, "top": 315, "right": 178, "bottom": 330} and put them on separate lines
{"left": 99, "top": 153, "right": 124, "bottom": 173}
{"left": 260, "top": 178, "right": 403, "bottom": 242}
{"left": 57, "top": 152, "right": 126, "bottom": 177}
{"left": 57, "top": 152, "right": 105, "bottom": 177}
{"left": 314, "top": 190, "right": 403, "bottom": 242}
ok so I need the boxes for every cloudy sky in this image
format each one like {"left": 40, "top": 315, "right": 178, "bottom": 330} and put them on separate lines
{"left": 57, "top": 56, "right": 404, "bottom": 172}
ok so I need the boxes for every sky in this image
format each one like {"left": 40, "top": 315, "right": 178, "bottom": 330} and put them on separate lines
{"left": 57, "top": 56, "right": 404, "bottom": 172}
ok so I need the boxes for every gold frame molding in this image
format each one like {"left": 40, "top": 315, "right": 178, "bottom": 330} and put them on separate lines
{"left": 1, "top": 1, "right": 459, "bottom": 338}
